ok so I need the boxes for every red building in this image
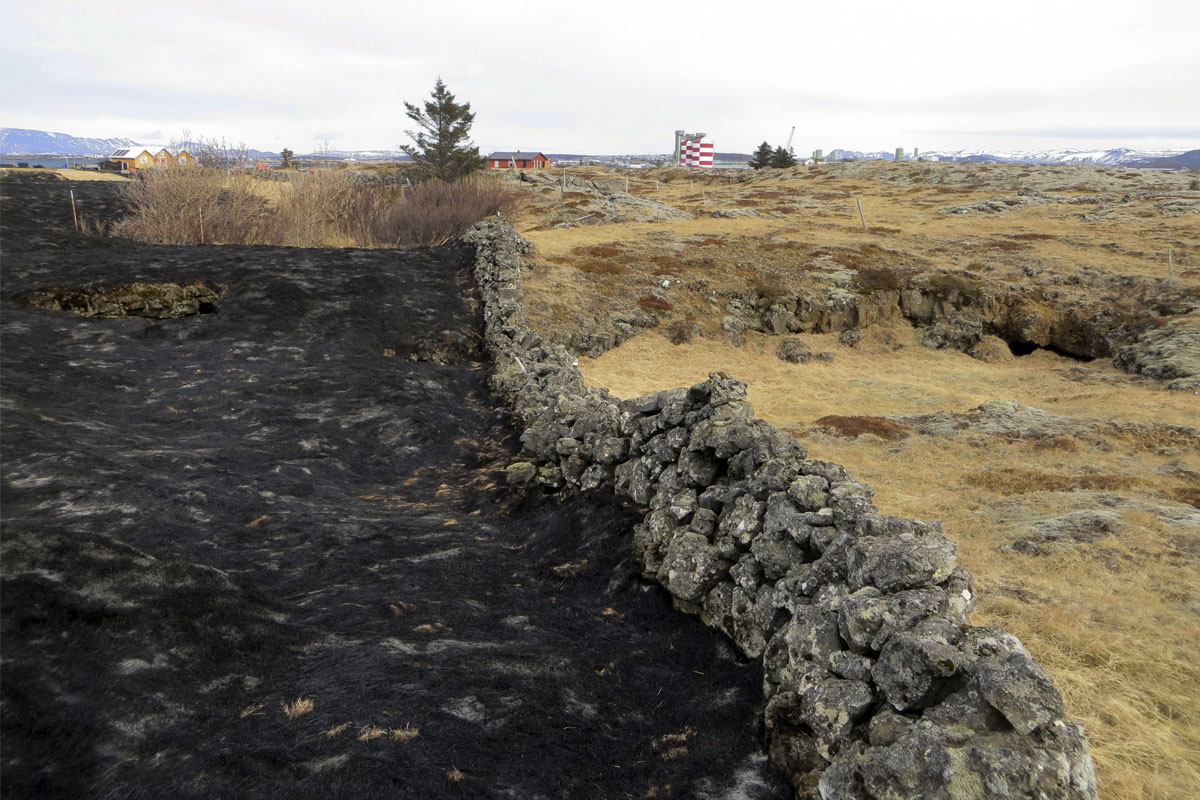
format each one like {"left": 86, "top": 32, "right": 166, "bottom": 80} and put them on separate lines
{"left": 487, "top": 151, "right": 550, "bottom": 169}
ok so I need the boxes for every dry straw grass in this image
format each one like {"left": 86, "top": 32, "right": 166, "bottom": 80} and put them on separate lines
{"left": 579, "top": 329, "right": 1200, "bottom": 800}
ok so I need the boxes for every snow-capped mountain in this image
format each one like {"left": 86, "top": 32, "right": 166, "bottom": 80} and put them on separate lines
{"left": 0, "top": 128, "right": 144, "bottom": 156}
{"left": 0, "top": 128, "right": 282, "bottom": 159}
{"left": 296, "top": 148, "right": 410, "bottom": 161}
{"left": 824, "top": 147, "right": 1190, "bottom": 166}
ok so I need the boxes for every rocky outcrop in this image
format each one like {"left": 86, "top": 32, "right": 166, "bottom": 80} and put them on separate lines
{"left": 18, "top": 280, "right": 225, "bottom": 319}
{"left": 466, "top": 218, "right": 1099, "bottom": 799}
{"left": 1114, "top": 317, "right": 1200, "bottom": 390}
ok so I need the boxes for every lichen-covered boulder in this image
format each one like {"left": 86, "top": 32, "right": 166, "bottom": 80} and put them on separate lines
{"left": 657, "top": 532, "right": 731, "bottom": 603}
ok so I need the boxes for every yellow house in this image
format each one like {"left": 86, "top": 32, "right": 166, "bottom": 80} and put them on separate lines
{"left": 109, "top": 146, "right": 196, "bottom": 172}
{"left": 109, "top": 148, "right": 154, "bottom": 171}
{"left": 153, "top": 148, "right": 195, "bottom": 168}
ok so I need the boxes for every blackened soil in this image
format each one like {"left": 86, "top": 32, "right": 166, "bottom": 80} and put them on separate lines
{"left": 0, "top": 173, "right": 788, "bottom": 799}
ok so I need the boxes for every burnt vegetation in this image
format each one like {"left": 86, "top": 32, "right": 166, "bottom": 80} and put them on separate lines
{"left": 0, "top": 172, "right": 789, "bottom": 799}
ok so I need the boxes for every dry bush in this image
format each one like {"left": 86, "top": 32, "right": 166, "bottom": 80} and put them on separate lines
{"left": 663, "top": 317, "right": 697, "bottom": 345}
{"left": 813, "top": 415, "right": 910, "bottom": 440}
{"left": 266, "top": 169, "right": 357, "bottom": 247}
{"left": 365, "top": 177, "right": 523, "bottom": 247}
{"left": 636, "top": 295, "right": 674, "bottom": 312}
{"left": 114, "top": 168, "right": 271, "bottom": 244}
{"left": 115, "top": 170, "right": 520, "bottom": 248}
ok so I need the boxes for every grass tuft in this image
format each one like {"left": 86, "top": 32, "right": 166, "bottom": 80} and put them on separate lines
{"left": 281, "top": 697, "right": 315, "bottom": 719}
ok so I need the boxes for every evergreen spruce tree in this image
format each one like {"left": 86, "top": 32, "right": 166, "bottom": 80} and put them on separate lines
{"left": 279, "top": 148, "right": 295, "bottom": 169}
{"left": 400, "top": 78, "right": 486, "bottom": 181}
{"left": 770, "top": 146, "right": 796, "bottom": 168}
{"left": 748, "top": 140, "right": 774, "bottom": 170}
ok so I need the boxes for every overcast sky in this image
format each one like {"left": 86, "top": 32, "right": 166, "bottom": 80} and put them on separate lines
{"left": 3, "top": 0, "right": 1198, "bottom": 155}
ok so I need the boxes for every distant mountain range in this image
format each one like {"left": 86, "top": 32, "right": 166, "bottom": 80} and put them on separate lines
{"left": 0, "top": 128, "right": 280, "bottom": 160}
{"left": 2, "top": 127, "right": 1195, "bottom": 169}
{"left": 823, "top": 147, "right": 1199, "bottom": 168}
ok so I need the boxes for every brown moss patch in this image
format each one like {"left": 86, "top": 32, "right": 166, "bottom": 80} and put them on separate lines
{"left": 813, "top": 415, "right": 910, "bottom": 440}
{"left": 963, "top": 468, "right": 1139, "bottom": 495}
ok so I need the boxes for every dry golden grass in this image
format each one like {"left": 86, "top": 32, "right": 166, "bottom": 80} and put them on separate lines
{"left": 281, "top": 697, "right": 315, "bottom": 719}
{"left": 48, "top": 168, "right": 131, "bottom": 182}
{"left": 530, "top": 163, "right": 1195, "bottom": 796}
{"left": 579, "top": 328, "right": 1200, "bottom": 800}
{"left": 390, "top": 725, "right": 420, "bottom": 742}
{"left": 517, "top": 163, "right": 1198, "bottom": 291}
{"left": 357, "top": 724, "right": 388, "bottom": 741}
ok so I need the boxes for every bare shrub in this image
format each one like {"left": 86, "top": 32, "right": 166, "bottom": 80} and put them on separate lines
{"left": 113, "top": 168, "right": 270, "bottom": 244}
{"left": 176, "top": 132, "right": 249, "bottom": 169}
{"left": 663, "top": 316, "right": 698, "bottom": 345}
{"left": 265, "top": 170, "right": 356, "bottom": 247}
{"left": 366, "top": 177, "right": 522, "bottom": 247}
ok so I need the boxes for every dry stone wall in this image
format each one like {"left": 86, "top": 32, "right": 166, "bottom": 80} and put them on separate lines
{"left": 464, "top": 218, "right": 1099, "bottom": 799}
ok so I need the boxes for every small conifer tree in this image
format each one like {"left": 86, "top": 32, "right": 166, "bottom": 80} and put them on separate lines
{"left": 748, "top": 141, "right": 774, "bottom": 170}
{"left": 770, "top": 146, "right": 796, "bottom": 168}
{"left": 401, "top": 78, "right": 486, "bottom": 182}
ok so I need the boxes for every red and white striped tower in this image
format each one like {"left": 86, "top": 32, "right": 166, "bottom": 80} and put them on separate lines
{"left": 679, "top": 138, "right": 715, "bottom": 167}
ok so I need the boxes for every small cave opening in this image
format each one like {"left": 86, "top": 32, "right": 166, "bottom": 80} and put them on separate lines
{"left": 20, "top": 281, "right": 226, "bottom": 320}
{"left": 1006, "top": 339, "right": 1095, "bottom": 362}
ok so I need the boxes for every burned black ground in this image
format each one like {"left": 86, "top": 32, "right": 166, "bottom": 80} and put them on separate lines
{"left": 1, "top": 173, "right": 788, "bottom": 799}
